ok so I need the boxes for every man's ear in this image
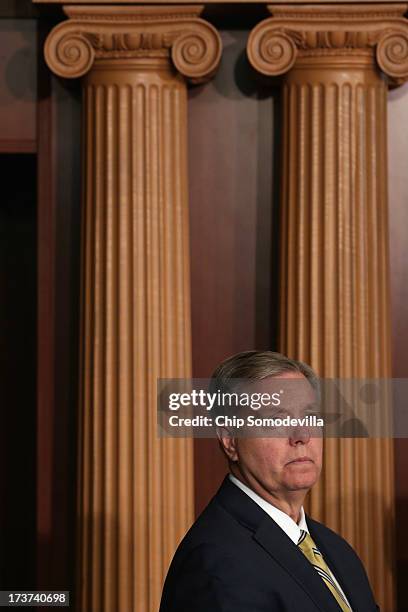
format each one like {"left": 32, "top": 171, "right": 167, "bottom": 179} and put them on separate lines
{"left": 217, "top": 427, "right": 239, "bottom": 462}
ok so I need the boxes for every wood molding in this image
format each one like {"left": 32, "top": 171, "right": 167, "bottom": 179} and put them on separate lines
{"left": 0, "top": 139, "right": 36, "bottom": 153}
{"left": 32, "top": 0, "right": 408, "bottom": 4}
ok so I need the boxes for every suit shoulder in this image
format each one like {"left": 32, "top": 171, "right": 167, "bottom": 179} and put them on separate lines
{"left": 174, "top": 495, "right": 245, "bottom": 550}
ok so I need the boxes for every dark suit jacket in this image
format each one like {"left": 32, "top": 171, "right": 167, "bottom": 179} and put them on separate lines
{"left": 160, "top": 476, "right": 379, "bottom": 612}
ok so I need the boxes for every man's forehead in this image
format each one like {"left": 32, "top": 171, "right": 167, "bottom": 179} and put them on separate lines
{"left": 238, "top": 374, "right": 317, "bottom": 404}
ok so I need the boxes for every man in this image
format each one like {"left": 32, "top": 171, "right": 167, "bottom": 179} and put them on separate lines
{"left": 160, "top": 351, "right": 379, "bottom": 611}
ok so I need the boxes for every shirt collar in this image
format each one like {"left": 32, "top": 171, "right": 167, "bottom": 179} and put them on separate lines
{"left": 229, "top": 473, "right": 309, "bottom": 545}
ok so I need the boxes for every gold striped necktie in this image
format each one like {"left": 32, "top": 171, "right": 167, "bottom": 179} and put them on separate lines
{"left": 297, "top": 530, "right": 351, "bottom": 611}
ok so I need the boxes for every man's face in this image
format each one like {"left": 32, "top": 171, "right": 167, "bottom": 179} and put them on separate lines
{"left": 222, "top": 372, "right": 323, "bottom": 496}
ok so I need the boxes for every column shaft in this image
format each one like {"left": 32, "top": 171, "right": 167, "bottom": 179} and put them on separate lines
{"left": 79, "top": 60, "right": 193, "bottom": 612}
{"left": 280, "top": 59, "right": 393, "bottom": 610}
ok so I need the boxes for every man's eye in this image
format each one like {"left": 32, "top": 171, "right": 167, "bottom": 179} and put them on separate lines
{"left": 273, "top": 410, "right": 288, "bottom": 418}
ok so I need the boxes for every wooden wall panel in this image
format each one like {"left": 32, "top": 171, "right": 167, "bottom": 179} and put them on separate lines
{"left": 37, "top": 39, "right": 81, "bottom": 594}
{"left": 188, "top": 28, "right": 280, "bottom": 515}
{"left": 0, "top": 1, "right": 37, "bottom": 17}
{"left": 0, "top": 20, "right": 36, "bottom": 149}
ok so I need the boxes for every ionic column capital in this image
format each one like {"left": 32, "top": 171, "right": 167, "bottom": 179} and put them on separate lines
{"left": 247, "top": 3, "right": 408, "bottom": 86}
{"left": 44, "top": 5, "right": 222, "bottom": 83}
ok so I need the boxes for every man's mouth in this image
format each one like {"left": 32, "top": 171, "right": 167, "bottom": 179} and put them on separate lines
{"left": 287, "top": 457, "right": 313, "bottom": 464}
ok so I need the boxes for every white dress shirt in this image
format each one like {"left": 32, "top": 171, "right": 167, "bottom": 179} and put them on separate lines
{"left": 229, "top": 474, "right": 352, "bottom": 610}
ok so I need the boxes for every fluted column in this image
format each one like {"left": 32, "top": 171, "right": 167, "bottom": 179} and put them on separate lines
{"left": 248, "top": 5, "right": 408, "bottom": 611}
{"left": 44, "top": 7, "right": 221, "bottom": 612}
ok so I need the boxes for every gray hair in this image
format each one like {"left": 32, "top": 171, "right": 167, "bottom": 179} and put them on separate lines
{"left": 210, "top": 350, "right": 319, "bottom": 396}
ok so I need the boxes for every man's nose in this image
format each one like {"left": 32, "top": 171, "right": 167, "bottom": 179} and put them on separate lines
{"left": 289, "top": 426, "right": 310, "bottom": 445}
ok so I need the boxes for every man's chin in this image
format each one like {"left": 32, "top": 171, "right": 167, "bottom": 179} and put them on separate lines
{"left": 283, "top": 468, "right": 320, "bottom": 491}
{"left": 285, "top": 478, "right": 317, "bottom": 491}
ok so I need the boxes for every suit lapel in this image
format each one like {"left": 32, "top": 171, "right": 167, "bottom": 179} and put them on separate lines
{"left": 307, "top": 518, "right": 367, "bottom": 612}
{"left": 253, "top": 517, "right": 343, "bottom": 612}
{"left": 215, "top": 478, "right": 343, "bottom": 612}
